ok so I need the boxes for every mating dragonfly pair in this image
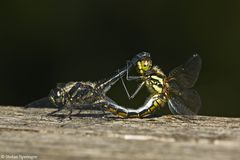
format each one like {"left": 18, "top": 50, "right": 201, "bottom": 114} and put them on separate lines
{"left": 27, "top": 52, "right": 202, "bottom": 119}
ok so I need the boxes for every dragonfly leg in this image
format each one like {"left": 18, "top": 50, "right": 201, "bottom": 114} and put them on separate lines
{"left": 56, "top": 107, "right": 73, "bottom": 121}
{"left": 46, "top": 107, "right": 63, "bottom": 116}
{"left": 125, "top": 60, "right": 142, "bottom": 81}
{"left": 65, "top": 109, "right": 73, "bottom": 120}
{"left": 119, "top": 61, "right": 145, "bottom": 99}
{"left": 121, "top": 74, "right": 145, "bottom": 99}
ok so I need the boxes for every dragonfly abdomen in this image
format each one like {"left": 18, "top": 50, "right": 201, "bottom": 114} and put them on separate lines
{"left": 103, "top": 94, "right": 166, "bottom": 118}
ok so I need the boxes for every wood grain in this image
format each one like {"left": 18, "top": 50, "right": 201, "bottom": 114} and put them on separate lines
{"left": 0, "top": 106, "right": 239, "bottom": 160}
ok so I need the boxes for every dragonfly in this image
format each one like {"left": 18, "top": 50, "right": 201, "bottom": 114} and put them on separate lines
{"left": 108, "top": 52, "right": 202, "bottom": 118}
{"left": 27, "top": 52, "right": 201, "bottom": 119}
{"left": 26, "top": 53, "right": 150, "bottom": 119}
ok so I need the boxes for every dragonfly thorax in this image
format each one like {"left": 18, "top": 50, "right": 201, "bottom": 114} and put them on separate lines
{"left": 145, "top": 75, "right": 165, "bottom": 94}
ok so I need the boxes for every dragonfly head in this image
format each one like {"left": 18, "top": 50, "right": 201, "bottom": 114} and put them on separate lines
{"left": 135, "top": 53, "right": 152, "bottom": 75}
{"left": 49, "top": 87, "right": 66, "bottom": 107}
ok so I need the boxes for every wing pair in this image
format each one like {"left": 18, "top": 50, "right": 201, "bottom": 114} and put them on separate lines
{"left": 167, "top": 54, "right": 202, "bottom": 115}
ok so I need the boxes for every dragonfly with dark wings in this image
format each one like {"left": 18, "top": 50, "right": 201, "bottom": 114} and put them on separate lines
{"left": 27, "top": 52, "right": 202, "bottom": 119}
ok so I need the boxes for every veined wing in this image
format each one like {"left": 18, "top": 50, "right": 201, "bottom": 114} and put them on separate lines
{"left": 169, "top": 54, "right": 202, "bottom": 88}
{"left": 26, "top": 97, "right": 55, "bottom": 108}
{"left": 168, "top": 88, "right": 201, "bottom": 115}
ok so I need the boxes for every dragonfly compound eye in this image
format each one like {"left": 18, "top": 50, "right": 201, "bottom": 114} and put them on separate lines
{"left": 137, "top": 58, "right": 152, "bottom": 74}
{"left": 49, "top": 88, "right": 65, "bottom": 107}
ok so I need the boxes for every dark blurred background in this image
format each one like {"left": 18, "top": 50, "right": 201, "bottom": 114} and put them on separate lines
{"left": 0, "top": 1, "right": 239, "bottom": 117}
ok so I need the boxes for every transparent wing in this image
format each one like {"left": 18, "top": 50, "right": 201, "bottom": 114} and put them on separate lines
{"left": 168, "top": 88, "right": 201, "bottom": 115}
{"left": 26, "top": 97, "right": 55, "bottom": 108}
{"left": 169, "top": 54, "right": 202, "bottom": 88}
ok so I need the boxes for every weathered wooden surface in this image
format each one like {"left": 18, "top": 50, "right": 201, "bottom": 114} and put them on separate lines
{"left": 0, "top": 106, "right": 239, "bottom": 160}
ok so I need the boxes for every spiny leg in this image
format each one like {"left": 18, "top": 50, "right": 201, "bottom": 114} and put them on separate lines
{"left": 43, "top": 107, "right": 66, "bottom": 121}
{"left": 55, "top": 108, "right": 73, "bottom": 122}
{"left": 121, "top": 76, "right": 145, "bottom": 99}
{"left": 46, "top": 107, "right": 63, "bottom": 117}
{"left": 120, "top": 62, "right": 145, "bottom": 99}
{"left": 47, "top": 103, "right": 74, "bottom": 120}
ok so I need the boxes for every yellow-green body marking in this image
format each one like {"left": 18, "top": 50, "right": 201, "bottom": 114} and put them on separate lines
{"left": 102, "top": 55, "right": 170, "bottom": 118}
